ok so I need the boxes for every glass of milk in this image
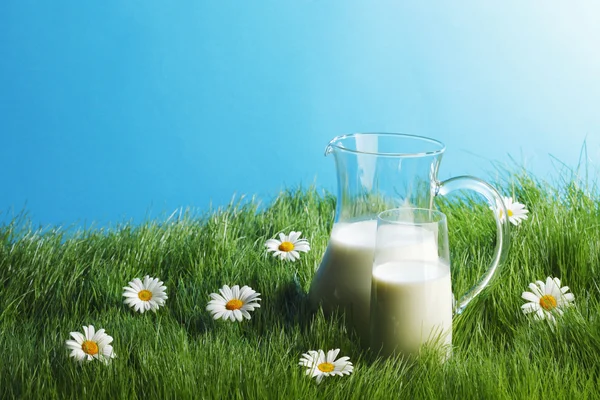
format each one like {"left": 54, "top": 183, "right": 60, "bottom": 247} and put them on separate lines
{"left": 370, "top": 208, "right": 454, "bottom": 359}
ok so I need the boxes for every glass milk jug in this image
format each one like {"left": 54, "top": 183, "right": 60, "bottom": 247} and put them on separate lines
{"left": 308, "top": 133, "right": 510, "bottom": 345}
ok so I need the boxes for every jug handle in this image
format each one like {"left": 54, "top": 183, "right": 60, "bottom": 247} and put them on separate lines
{"left": 436, "top": 176, "right": 510, "bottom": 314}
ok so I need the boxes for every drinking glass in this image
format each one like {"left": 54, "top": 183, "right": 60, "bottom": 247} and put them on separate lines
{"left": 370, "top": 208, "right": 457, "bottom": 359}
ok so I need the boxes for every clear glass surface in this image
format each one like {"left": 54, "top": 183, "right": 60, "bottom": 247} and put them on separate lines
{"left": 308, "top": 133, "right": 509, "bottom": 347}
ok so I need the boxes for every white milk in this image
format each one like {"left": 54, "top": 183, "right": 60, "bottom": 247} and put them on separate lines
{"left": 370, "top": 260, "right": 453, "bottom": 358}
{"left": 309, "top": 220, "right": 440, "bottom": 346}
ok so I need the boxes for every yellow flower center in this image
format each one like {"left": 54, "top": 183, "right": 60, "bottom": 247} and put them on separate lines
{"left": 278, "top": 241, "right": 294, "bottom": 252}
{"left": 81, "top": 340, "right": 99, "bottom": 355}
{"left": 499, "top": 209, "right": 514, "bottom": 219}
{"left": 539, "top": 294, "right": 557, "bottom": 311}
{"left": 226, "top": 299, "right": 243, "bottom": 310}
{"left": 138, "top": 289, "right": 153, "bottom": 301}
{"left": 317, "top": 362, "right": 335, "bottom": 373}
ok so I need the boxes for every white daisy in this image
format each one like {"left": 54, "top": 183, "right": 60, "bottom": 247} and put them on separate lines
{"left": 206, "top": 284, "right": 261, "bottom": 322}
{"left": 265, "top": 231, "right": 310, "bottom": 261}
{"left": 299, "top": 349, "right": 353, "bottom": 384}
{"left": 122, "top": 275, "right": 168, "bottom": 313}
{"left": 492, "top": 196, "right": 529, "bottom": 225}
{"left": 521, "top": 276, "right": 575, "bottom": 323}
{"left": 65, "top": 325, "right": 116, "bottom": 364}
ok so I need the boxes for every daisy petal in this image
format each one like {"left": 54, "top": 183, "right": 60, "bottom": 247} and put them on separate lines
{"left": 528, "top": 283, "right": 544, "bottom": 297}
{"left": 521, "top": 302, "right": 539, "bottom": 313}
{"left": 69, "top": 332, "right": 85, "bottom": 343}
{"left": 521, "top": 291, "right": 539, "bottom": 303}
{"left": 289, "top": 231, "right": 301, "bottom": 242}
{"left": 562, "top": 293, "right": 575, "bottom": 303}
{"left": 326, "top": 349, "right": 341, "bottom": 362}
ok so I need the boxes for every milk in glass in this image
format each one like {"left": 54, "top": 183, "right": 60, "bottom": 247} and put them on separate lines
{"left": 370, "top": 260, "right": 453, "bottom": 358}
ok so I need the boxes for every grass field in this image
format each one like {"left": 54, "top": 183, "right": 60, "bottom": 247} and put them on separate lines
{"left": 1, "top": 171, "right": 600, "bottom": 399}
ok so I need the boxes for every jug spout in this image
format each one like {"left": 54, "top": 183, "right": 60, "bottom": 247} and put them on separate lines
{"left": 324, "top": 137, "right": 340, "bottom": 156}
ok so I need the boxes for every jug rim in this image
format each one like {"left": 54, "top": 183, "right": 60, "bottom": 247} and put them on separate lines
{"left": 326, "top": 132, "right": 446, "bottom": 157}
{"left": 378, "top": 207, "right": 447, "bottom": 225}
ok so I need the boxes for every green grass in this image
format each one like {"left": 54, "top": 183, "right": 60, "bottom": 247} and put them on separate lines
{"left": 1, "top": 172, "right": 600, "bottom": 399}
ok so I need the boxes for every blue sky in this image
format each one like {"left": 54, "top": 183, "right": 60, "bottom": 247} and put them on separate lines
{"left": 1, "top": 1, "right": 599, "bottom": 227}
